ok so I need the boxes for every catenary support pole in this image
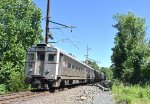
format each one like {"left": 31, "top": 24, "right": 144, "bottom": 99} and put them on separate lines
{"left": 45, "top": 0, "right": 50, "bottom": 44}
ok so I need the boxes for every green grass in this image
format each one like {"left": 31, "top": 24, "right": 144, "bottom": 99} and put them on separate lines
{"left": 112, "top": 83, "right": 150, "bottom": 104}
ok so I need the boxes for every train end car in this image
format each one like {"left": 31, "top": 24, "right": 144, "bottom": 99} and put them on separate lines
{"left": 25, "top": 43, "right": 60, "bottom": 89}
{"left": 25, "top": 43, "right": 96, "bottom": 90}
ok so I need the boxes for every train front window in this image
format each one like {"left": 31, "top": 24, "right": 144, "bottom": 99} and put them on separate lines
{"left": 28, "top": 53, "right": 34, "bottom": 61}
{"left": 38, "top": 53, "right": 45, "bottom": 61}
{"left": 48, "top": 54, "right": 55, "bottom": 61}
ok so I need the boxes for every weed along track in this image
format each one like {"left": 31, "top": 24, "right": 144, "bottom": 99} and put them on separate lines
{"left": 0, "top": 91, "right": 49, "bottom": 104}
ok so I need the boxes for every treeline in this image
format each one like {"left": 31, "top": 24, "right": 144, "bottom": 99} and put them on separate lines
{"left": 111, "top": 12, "right": 150, "bottom": 84}
{"left": 89, "top": 12, "right": 150, "bottom": 85}
{"left": 0, "top": 0, "right": 43, "bottom": 93}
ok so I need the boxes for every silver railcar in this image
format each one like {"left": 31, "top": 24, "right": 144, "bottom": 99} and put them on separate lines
{"left": 25, "top": 43, "right": 95, "bottom": 90}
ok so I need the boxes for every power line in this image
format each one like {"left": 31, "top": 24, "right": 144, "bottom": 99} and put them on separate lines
{"left": 33, "top": 0, "right": 86, "bottom": 60}
{"left": 51, "top": 23, "right": 86, "bottom": 59}
{"left": 58, "top": 28, "right": 80, "bottom": 50}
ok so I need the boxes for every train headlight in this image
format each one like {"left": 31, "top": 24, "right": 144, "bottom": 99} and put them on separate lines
{"left": 45, "top": 70, "right": 50, "bottom": 74}
{"left": 29, "top": 69, "right": 33, "bottom": 72}
{"left": 29, "top": 62, "right": 32, "bottom": 67}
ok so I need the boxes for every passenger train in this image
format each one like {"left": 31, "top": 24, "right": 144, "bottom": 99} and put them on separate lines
{"left": 25, "top": 43, "right": 104, "bottom": 91}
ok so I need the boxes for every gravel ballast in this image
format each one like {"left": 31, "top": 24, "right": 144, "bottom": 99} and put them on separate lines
{"left": 11, "top": 85, "right": 115, "bottom": 104}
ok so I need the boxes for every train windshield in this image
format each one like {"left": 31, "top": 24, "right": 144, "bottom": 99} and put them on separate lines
{"left": 38, "top": 53, "right": 45, "bottom": 61}
{"left": 28, "top": 53, "right": 34, "bottom": 61}
{"left": 48, "top": 54, "right": 55, "bottom": 61}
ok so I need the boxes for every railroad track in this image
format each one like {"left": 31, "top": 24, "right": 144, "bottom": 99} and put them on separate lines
{"left": 0, "top": 84, "right": 89, "bottom": 104}
{"left": 0, "top": 88, "right": 74, "bottom": 104}
{"left": 0, "top": 91, "right": 49, "bottom": 104}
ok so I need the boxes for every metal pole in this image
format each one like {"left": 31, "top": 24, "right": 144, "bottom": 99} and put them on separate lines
{"left": 85, "top": 45, "right": 92, "bottom": 65}
{"left": 86, "top": 45, "right": 89, "bottom": 65}
{"left": 45, "top": 0, "right": 50, "bottom": 44}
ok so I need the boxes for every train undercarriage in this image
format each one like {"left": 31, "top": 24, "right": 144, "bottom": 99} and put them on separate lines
{"left": 26, "top": 76, "right": 95, "bottom": 92}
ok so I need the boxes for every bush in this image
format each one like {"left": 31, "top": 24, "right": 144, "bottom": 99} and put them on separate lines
{"left": 0, "top": 84, "right": 7, "bottom": 94}
{"left": 6, "top": 67, "right": 30, "bottom": 92}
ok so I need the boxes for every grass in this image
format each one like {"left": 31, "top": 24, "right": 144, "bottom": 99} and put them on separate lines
{"left": 112, "top": 83, "right": 150, "bottom": 104}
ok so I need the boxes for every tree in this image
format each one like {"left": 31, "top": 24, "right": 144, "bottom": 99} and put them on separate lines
{"left": 0, "top": 0, "right": 43, "bottom": 91}
{"left": 101, "top": 67, "right": 113, "bottom": 80}
{"left": 111, "top": 12, "right": 149, "bottom": 84}
{"left": 88, "top": 60, "right": 100, "bottom": 71}
{"left": 88, "top": 60, "right": 113, "bottom": 80}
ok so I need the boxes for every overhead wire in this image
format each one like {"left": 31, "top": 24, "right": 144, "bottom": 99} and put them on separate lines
{"left": 33, "top": 0, "right": 86, "bottom": 61}
{"left": 58, "top": 28, "right": 80, "bottom": 50}
{"left": 51, "top": 22, "right": 86, "bottom": 57}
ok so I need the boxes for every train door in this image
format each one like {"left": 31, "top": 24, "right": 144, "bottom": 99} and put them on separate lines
{"left": 44, "top": 51, "right": 58, "bottom": 79}
{"left": 25, "top": 52, "right": 36, "bottom": 77}
{"left": 58, "top": 53, "right": 64, "bottom": 75}
{"left": 35, "top": 52, "right": 45, "bottom": 75}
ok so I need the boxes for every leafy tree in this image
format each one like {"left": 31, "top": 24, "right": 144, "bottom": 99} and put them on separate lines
{"left": 111, "top": 12, "right": 149, "bottom": 84}
{"left": 88, "top": 60, "right": 100, "bottom": 71}
{"left": 88, "top": 60, "right": 113, "bottom": 80}
{"left": 0, "top": 0, "right": 43, "bottom": 91}
{"left": 101, "top": 67, "right": 113, "bottom": 80}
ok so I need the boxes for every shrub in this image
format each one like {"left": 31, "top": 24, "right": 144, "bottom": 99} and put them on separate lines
{"left": 6, "top": 67, "right": 30, "bottom": 92}
{"left": 0, "top": 84, "right": 7, "bottom": 94}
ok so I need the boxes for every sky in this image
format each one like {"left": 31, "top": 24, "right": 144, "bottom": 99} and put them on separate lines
{"left": 34, "top": 0, "right": 150, "bottom": 67}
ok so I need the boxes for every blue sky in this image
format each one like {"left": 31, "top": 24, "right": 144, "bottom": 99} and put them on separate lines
{"left": 34, "top": 0, "right": 150, "bottom": 67}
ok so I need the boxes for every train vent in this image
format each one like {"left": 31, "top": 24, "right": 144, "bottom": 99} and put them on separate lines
{"left": 37, "top": 43, "right": 47, "bottom": 47}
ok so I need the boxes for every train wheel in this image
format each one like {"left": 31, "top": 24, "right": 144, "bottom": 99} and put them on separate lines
{"left": 48, "top": 84, "right": 55, "bottom": 93}
{"left": 49, "top": 87, "right": 55, "bottom": 93}
{"left": 43, "top": 84, "right": 49, "bottom": 91}
{"left": 60, "top": 80, "right": 65, "bottom": 90}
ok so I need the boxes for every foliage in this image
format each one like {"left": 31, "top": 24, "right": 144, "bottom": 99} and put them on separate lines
{"left": 111, "top": 12, "right": 150, "bottom": 84}
{"left": 0, "top": 62, "right": 15, "bottom": 84}
{"left": 101, "top": 67, "right": 113, "bottom": 80}
{"left": 0, "top": 0, "right": 43, "bottom": 92}
{"left": 0, "top": 84, "right": 7, "bottom": 94}
{"left": 6, "top": 64, "right": 29, "bottom": 91}
{"left": 112, "top": 82, "right": 150, "bottom": 104}
{"left": 88, "top": 60, "right": 100, "bottom": 71}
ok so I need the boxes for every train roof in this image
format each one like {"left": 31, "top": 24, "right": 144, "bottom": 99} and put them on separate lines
{"left": 55, "top": 47, "right": 95, "bottom": 71}
{"left": 41, "top": 43, "right": 95, "bottom": 70}
{"left": 28, "top": 43, "right": 95, "bottom": 71}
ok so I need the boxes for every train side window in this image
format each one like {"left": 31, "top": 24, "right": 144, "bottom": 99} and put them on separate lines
{"left": 48, "top": 54, "right": 54, "bottom": 61}
{"left": 78, "top": 67, "right": 80, "bottom": 71}
{"left": 28, "top": 54, "right": 34, "bottom": 60}
{"left": 76, "top": 66, "right": 78, "bottom": 70}
{"left": 68, "top": 63, "right": 71, "bottom": 69}
{"left": 72, "top": 65, "right": 75, "bottom": 69}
